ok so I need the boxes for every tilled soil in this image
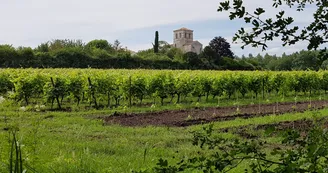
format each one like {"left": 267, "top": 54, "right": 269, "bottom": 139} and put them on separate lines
{"left": 228, "top": 118, "right": 328, "bottom": 139}
{"left": 102, "top": 100, "right": 328, "bottom": 127}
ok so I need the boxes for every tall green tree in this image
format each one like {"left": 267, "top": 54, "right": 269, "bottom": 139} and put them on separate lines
{"left": 292, "top": 50, "right": 319, "bottom": 70}
{"left": 17, "top": 47, "right": 35, "bottom": 67}
{"left": 153, "top": 31, "right": 159, "bottom": 53}
{"left": 35, "top": 43, "right": 49, "bottom": 53}
{"left": 158, "top": 41, "right": 171, "bottom": 54}
{"left": 0, "top": 45, "right": 18, "bottom": 67}
{"left": 276, "top": 53, "right": 294, "bottom": 70}
{"left": 48, "top": 39, "right": 84, "bottom": 51}
{"left": 113, "top": 40, "right": 122, "bottom": 51}
{"left": 183, "top": 52, "right": 202, "bottom": 69}
{"left": 85, "top": 39, "right": 113, "bottom": 53}
{"left": 218, "top": 0, "right": 328, "bottom": 67}
{"left": 200, "top": 46, "right": 217, "bottom": 64}
{"left": 208, "top": 36, "right": 234, "bottom": 64}
{"left": 166, "top": 47, "right": 183, "bottom": 59}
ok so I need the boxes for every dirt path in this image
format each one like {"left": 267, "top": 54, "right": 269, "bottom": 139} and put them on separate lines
{"left": 102, "top": 100, "right": 328, "bottom": 127}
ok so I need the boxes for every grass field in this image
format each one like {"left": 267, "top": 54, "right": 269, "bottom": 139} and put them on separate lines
{"left": 1, "top": 91, "right": 328, "bottom": 172}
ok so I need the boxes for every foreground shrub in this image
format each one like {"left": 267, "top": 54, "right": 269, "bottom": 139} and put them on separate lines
{"left": 136, "top": 119, "right": 328, "bottom": 172}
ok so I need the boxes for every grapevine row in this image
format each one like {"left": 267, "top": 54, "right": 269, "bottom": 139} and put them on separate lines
{"left": 0, "top": 69, "right": 327, "bottom": 108}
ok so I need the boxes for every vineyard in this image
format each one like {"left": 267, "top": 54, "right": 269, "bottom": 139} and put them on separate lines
{"left": 0, "top": 69, "right": 327, "bottom": 109}
{"left": 2, "top": 69, "right": 328, "bottom": 172}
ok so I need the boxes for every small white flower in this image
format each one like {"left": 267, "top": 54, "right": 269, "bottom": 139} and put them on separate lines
{"left": 19, "top": 106, "right": 26, "bottom": 112}
{"left": 0, "top": 96, "right": 5, "bottom": 104}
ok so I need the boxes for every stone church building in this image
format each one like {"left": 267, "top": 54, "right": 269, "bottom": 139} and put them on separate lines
{"left": 173, "top": 27, "right": 203, "bottom": 54}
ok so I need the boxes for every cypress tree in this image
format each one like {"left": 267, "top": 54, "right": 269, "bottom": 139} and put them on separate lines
{"left": 153, "top": 31, "right": 159, "bottom": 53}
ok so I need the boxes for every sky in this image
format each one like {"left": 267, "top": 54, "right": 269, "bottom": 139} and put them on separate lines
{"left": 0, "top": 0, "right": 320, "bottom": 56}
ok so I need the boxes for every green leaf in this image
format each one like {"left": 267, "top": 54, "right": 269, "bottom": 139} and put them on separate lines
{"left": 254, "top": 8, "right": 265, "bottom": 15}
{"left": 252, "top": 19, "right": 260, "bottom": 27}
{"left": 244, "top": 17, "right": 252, "bottom": 23}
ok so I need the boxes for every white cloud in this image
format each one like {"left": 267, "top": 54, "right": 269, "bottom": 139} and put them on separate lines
{"left": 0, "top": 0, "right": 319, "bottom": 53}
{"left": 0, "top": 0, "right": 221, "bottom": 47}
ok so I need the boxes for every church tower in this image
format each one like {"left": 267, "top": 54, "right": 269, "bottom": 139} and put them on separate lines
{"left": 173, "top": 27, "right": 193, "bottom": 48}
{"left": 173, "top": 27, "right": 203, "bottom": 54}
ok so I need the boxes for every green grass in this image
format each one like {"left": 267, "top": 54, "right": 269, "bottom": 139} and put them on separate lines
{"left": 0, "top": 109, "right": 197, "bottom": 172}
{"left": 0, "top": 97, "right": 327, "bottom": 172}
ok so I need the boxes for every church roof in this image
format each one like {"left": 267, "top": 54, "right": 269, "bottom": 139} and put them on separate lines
{"left": 182, "top": 41, "right": 203, "bottom": 47}
{"left": 192, "top": 41, "right": 202, "bottom": 45}
{"left": 174, "top": 27, "right": 193, "bottom": 32}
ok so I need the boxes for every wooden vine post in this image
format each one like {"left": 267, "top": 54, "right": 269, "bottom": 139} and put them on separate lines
{"left": 50, "top": 77, "right": 61, "bottom": 109}
{"left": 88, "top": 77, "right": 98, "bottom": 108}
{"left": 129, "top": 76, "right": 132, "bottom": 107}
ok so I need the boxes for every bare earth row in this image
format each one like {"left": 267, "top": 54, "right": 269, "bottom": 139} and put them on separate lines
{"left": 103, "top": 100, "right": 328, "bottom": 127}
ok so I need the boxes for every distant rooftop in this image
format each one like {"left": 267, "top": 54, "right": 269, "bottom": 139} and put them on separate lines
{"left": 174, "top": 27, "right": 193, "bottom": 32}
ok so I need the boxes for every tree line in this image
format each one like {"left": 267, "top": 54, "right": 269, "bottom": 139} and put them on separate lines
{"left": 0, "top": 38, "right": 326, "bottom": 70}
{"left": 238, "top": 50, "right": 328, "bottom": 71}
{"left": 0, "top": 39, "right": 184, "bottom": 69}
{"left": 0, "top": 37, "right": 254, "bottom": 70}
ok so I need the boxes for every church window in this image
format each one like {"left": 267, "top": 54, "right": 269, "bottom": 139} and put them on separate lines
{"left": 179, "top": 33, "right": 181, "bottom": 38}
{"left": 185, "top": 33, "right": 187, "bottom": 38}
{"left": 189, "top": 33, "right": 191, "bottom": 38}
{"left": 176, "top": 33, "right": 178, "bottom": 39}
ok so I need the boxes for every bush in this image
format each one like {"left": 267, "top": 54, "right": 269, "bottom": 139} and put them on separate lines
{"left": 0, "top": 45, "right": 18, "bottom": 67}
{"left": 52, "top": 48, "right": 90, "bottom": 68}
{"left": 136, "top": 118, "right": 328, "bottom": 173}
